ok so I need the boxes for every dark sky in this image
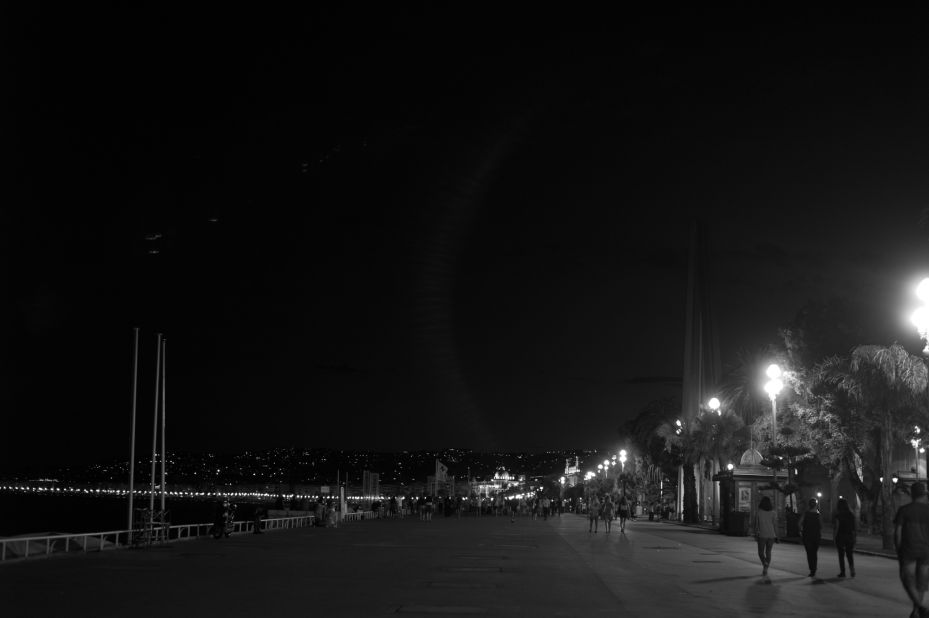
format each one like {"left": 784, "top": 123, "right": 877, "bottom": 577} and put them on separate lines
{"left": 5, "top": 7, "right": 929, "bottom": 469}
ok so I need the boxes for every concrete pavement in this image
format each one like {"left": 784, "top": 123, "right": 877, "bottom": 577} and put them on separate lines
{"left": 2, "top": 513, "right": 914, "bottom": 617}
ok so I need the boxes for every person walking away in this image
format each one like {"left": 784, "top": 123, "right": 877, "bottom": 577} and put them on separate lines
{"left": 601, "top": 496, "right": 614, "bottom": 533}
{"left": 618, "top": 495, "right": 630, "bottom": 533}
{"left": 542, "top": 496, "right": 551, "bottom": 521}
{"left": 800, "top": 498, "right": 822, "bottom": 577}
{"left": 252, "top": 504, "right": 265, "bottom": 534}
{"left": 588, "top": 495, "right": 601, "bottom": 533}
{"left": 895, "top": 481, "right": 929, "bottom": 618}
{"left": 833, "top": 497, "right": 857, "bottom": 577}
{"left": 753, "top": 496, "right": 778, "bottom": 577}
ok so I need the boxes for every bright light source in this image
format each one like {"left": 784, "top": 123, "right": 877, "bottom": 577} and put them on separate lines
{"left": 726, "top": 463, "right": 734, "bottom": 471}
{"left": 619, "top": 449, "right": 627, "bottom": 457}
{"left": 816, "top": 492, "right": 822, "bottom": 498}
{"left": 766, "top": 364, "right": 782, "bottom": 379}
{"left": 913, "top": 308, "right": 929, "bottom": 330}
{"left": 708, "top": 397, "right": 720, "bottom": 412}
{"left": 675, "top": 420, "right": 682, "bottom": 427}
{"left": 764, "top": 379, "right": 784, "bottom": 397}
{"left": 917, "top": 278, "right": 929, "bottom": 302}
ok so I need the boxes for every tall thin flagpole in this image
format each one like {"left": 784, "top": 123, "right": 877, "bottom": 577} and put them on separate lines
{"left": 149, "top": 333, "right": 163, "bottom": 516}
{"left": 127, "top": 327, "right": 140, "bottom": 531}
{"left": 160, "top": 337, "right": 167, "bottom": 514}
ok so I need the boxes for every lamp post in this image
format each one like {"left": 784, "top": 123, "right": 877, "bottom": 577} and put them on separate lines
{"left": 910, "top": 278, "right": 929, "bottom": 482}
{"left": 764, "top": 365, "right": 784, "bottom": 517}
{"left": 912, "top": 426, "right": 923, "bottom": 482}
{"left": 707, "top": 397, "right": 722, "bottom": 526}
{"left": 618, "top": 449, "right": 628, "bottom": 500}
{"left": 764, "top": 365, "right": 783, "bottom": 441}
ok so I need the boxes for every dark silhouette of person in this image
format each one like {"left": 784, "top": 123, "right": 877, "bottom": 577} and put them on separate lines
{"left": 800, "top": 498, "right": 822, "bottom": 577}
{"left": 895, "top": 482, "right": 929, "bottom": 617}
{"left": 253, "top": 504, "right": 265, "bottom": 534}
{"left": 832, "top": 498, "right": 856, "bottom": 577}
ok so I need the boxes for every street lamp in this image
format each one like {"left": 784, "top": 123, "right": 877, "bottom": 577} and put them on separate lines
{"left": 764, "top": 364, "right": 784, "bottom": 440}
{"left": 764, "top": 364, "right": 784, "bottom": 516}
{"left": 912, "top": 279, "right": 929, "bottom": 354}
{"left": 912, "top": 426, "right": 922, "bottom": 481}
{"left": 911, "top": 279, "right": 929, "bottom": 481}
{"left": 619, "top": 450, "right": 627, "bottom": 473}
{"left": 708, "top": 397, "right": 721, "bottom": 416}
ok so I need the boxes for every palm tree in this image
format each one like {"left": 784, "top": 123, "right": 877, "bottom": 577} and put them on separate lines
{"left": 819, "top": 344, "right": 928, "bottom": 549}
{"left": 656, "top": 420, "right": 693, "bottom": 521}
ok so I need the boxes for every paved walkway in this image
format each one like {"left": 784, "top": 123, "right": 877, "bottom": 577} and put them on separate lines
{"left": 671, "top": 517, "right": 898, "bottom": 559}
{"left": 2, "top": 514, "right": 913, "bottom": 617}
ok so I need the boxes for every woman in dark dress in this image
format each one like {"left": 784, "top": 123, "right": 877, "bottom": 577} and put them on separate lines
{"left": 832, "top": 498, "right": 857, "bottom": 577}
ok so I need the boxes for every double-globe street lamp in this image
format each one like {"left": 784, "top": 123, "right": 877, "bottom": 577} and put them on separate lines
{"left": 764, "top": 364, "right": 784, "bottom": 515}
{"left": 910, "top": 279, "right": 929, "bottom": 482}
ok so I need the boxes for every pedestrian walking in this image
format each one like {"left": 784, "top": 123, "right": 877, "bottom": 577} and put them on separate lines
{"left": 601, "top": 495, "right": 614, "bottom": 533}
{"left": 752, "top": 496, "right": 778, "bottom": 576}
{"left": 832, "top": 497, "right": 857, "bottom": 577}
{"left": 895, "top": 481, "right": 929, "bottom": 618}
{"left": 618, "top": 495, "right": 630, "bottom": 533}
{"left": 800, "top": 498, "right": 822, "bottom": 577}
{"left": 252, "top": 504, "right": 265, "bottom": 534}
{"left": 588, "top": 495, "right": 601, "bottom": 533}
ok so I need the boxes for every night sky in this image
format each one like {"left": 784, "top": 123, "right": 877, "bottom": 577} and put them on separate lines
{"left": 5, "top": 7, "right": 929, "bottom": 469}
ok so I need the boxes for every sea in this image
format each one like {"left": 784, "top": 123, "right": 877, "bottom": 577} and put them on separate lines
{"left": 0, "top": 493, "right": 263, "bottom": 537}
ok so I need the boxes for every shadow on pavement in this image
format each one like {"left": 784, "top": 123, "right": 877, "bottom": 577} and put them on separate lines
{"left": 692, "top": 574, "right": 759, "bottom": 584}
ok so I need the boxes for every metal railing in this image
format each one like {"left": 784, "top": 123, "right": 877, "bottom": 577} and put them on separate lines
{"left": 0, "top": 515, "right": 315, "bottom": 563}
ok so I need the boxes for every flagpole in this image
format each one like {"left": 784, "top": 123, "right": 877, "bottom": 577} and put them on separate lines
{"left": 127, "top": 327, "right": 140, "bottom": 531}
{"left": 160, "top": 337, "right": 166, "bottom": 515}
{"left": 149, "top": 333, "right": 163, "bottom": 518}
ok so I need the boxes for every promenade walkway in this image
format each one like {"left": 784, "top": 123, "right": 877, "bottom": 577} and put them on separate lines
{"left": 3, "top": 513, "right": 913, "bottom": 617}
{"left": 677, "top": 517, "right": 898, "bottom": 559}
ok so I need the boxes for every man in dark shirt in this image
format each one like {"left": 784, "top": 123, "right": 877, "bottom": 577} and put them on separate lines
{"left": 895, "top": 482, "right": 929, "bottom": 618}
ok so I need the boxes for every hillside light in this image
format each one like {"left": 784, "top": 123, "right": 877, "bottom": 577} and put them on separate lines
{"left": 708, "top": 397, "right": 721, "bottom": 416}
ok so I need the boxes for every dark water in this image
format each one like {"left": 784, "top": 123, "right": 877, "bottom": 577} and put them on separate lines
{"left": 0, "top": 493, "right": 263, "bottom": 537}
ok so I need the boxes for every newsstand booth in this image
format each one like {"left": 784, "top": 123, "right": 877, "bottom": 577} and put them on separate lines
{"left": 714, "top": 448, "right": 788, "bottom": 536}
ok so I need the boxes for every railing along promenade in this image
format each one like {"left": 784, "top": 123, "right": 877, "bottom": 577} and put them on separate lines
{"left": 0, "top": 510, "right": 383, "bottom": 563}
{"left": 1, "top": 514, "right": 320, "bottom": 563}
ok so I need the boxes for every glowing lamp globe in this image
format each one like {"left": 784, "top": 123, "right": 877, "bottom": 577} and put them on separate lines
{"left": 917, "top": 278, "right": 929, "bottom": 303}
{"left": 766, "top": 364, "right": 782, "bottom": 379}
{"left": 912, "top": 307, "right": 929, "bottom": 330}
{"left": 764, "top": 379, "right": 783, "bottom": 397}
